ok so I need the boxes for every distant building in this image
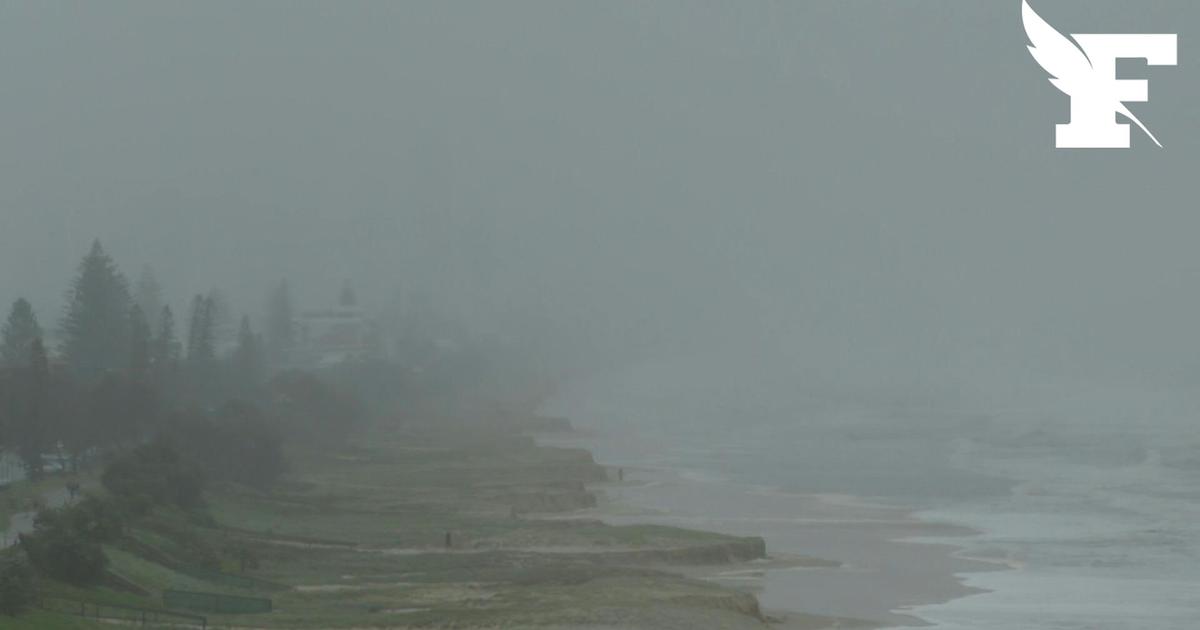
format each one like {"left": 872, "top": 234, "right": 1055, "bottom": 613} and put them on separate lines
{"left": 295, "top": 304, "right": 381, "bottom": 367}
{"left": 0, "top": 451, "right": 24, "bottom": 487}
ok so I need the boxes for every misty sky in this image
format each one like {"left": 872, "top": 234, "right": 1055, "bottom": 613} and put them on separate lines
{"left": 2, "top": 1, "right": 1199, "bottom": 394}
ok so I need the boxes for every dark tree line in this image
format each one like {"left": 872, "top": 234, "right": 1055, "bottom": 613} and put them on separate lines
{"left": 0, "top": 240, "right": 356, "bottom": 481}
{"left": 0, "top": 240, "right": 375, "bottom": 612}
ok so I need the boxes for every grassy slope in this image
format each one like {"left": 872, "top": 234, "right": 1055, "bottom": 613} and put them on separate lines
{"left": 199, "top": 426, "right": 766, "bottom": 627}
{"left": 1, "top": 611, "right": 109, "bottom": 629}
{"left": 11, "top": 424, "right": 770, "bottom": 628}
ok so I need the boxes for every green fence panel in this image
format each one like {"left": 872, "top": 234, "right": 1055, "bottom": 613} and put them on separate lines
{"left": 163, "top": 589, "right": 273, "bottom": 614}
{"left": 39, "top": 596, "right": 208, "bottom": 628}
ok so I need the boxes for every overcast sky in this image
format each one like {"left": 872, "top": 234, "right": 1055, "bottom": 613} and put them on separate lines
{"left": 2, "top": 1, "right": 1199, "bottom": 396}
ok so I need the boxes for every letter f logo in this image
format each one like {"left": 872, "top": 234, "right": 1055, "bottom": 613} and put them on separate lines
{"left": 1023, "top": 1, "right": 1177, "bottom": 148}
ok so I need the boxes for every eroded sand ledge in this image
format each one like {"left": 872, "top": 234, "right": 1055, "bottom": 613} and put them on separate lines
{"left": 535, "top": 431, "right": 1003, "bottom": 629}
{"left": 191, "top": 417, "right": 819, "bottom": 628}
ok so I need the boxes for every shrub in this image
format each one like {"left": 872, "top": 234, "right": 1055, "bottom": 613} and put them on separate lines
{"left": 0, "top": 552, "right": 35, "bottom": 615}
{"left": 168, "top": 401, "right": 286, "bottom": 488}
{"left": 70, "top": 496, "right": 125, "bottom": 542}
{"left": 269, "top": 371, "right": 365, "bottom": 444}
{"left": 101, "top": 440, "right": 205, "bottom": 513}
{"left": 19, "top": 501, "right": 116, "bottom": 585}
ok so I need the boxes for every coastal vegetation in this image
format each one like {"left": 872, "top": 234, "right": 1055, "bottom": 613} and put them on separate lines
{"left": 0, "top": 240, "right": 777, "bottom": 628}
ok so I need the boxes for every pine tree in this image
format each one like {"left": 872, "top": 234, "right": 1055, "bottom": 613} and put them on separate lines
{"left": 0, "top": 298, "right": 42, "bottom": 367}
{"left": 128, "top": 305, "right": 151, "bottom": 379}
{"left": 59, "top": 240, "right": 132, "bottom": 379}
{"left": 134, "top": 266, "right": 163, "bottom": 331}
{"left": 206, "top": 289, "right": 235, "bottom": 349}
{"left": 232, "top": 315, "right": 264, "bottom": 391}
{"left": 265, "top": 280, "right": 295, "bottom": 365}
{"left": 152, "top": 305, "right": 181, "bottom": 371}
{"left": 29, "top": 338, "right": 48, "bottom": 393}
{"left": 186, "top": 295, "right": 202, "bottom": 360}
{"left": 186, "top": 294, "right": 216, "bottom": 365}
{"left": 16, "top": 338, "right": 50, "bottom": 478}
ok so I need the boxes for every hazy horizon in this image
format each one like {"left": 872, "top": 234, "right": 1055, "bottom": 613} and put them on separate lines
{"left": 4, "top": 1, "right": 1200, "bottom": 400}
{"left": 4, "top": 4, "right": 1200, "bottom": 629}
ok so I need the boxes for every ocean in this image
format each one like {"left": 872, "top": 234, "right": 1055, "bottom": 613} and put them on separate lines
{"left": 543, "top": 371, "right": 1200, "bottom": 629}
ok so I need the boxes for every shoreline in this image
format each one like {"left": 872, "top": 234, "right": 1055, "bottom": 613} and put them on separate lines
{"left": 9, "top": 418, "right": 791, "bottom": 629}
{"left": 6, "top": 415, "right": 1007, "bottom": 629}
{"left": 536, "top": 431, "right": 1004, "bottom": 629}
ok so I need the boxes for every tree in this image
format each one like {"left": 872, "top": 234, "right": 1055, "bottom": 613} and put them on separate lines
{"left": 206, "top": 289, "right": 235, "bottom": 349}
{"left": 186, "top": 294, "right": 216, "bottom": 365}
{"left": 89, "top": 374, "right": 159, "bottom": 448}
{"left": 134, "top": 266, "right": 163, "bottom": 331}
{"left": 152, "top": 305, "right": 181, "bottom": 372}
{"left": 129, "top": 305, "right": 151, "bottom": 379}
{"left": 0, "top": 338, "right": 53, "bottom": 479}
{"left": 24, "top": 339, "right": 50, "bottom": 472}
{"left": 102, "top": 440, "right": 204, "bottom": 513}
{"left": 0, "top": 553, "right": 35, "bottom": 615}
{"left": 20, "top": 498, "right": 120, "bottom": 585}
{"left": 170, "top": 402, "right": 285, "bottom": 488}
{"left": 198, "top": 295, "right": 219, "bottom": 398}
{"left": 0, "top": 299, "right": 41, "bottom": 368}
{"left": 231, "top": 316, "right": 264, "bottom": 393}
{"left": 270, "top": 371, "right": 365, "bottom": 444}
{"left": 59, "top": 240, "right": 132, "bottom": 379}
{"left": 264, "top": 280, "right": 294, "bottom": 365}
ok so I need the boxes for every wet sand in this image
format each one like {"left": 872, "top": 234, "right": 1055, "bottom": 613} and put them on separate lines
{"left": 600, "top": 467, "right": 998, "bottom": 627}
{"left": 536, "top": 432, "right": 1002, "bottom": 629}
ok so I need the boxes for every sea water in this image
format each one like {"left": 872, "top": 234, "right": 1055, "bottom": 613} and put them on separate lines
{"left": 546, "top": 373, "right": 1200, "bottom": 629}
{"left": 903, "top": 418, "right": 1200, "bottom": 628}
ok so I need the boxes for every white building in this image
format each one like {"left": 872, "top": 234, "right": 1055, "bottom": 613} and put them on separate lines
{"left": 295, "top": 305, "right": 380, "bottom": 367}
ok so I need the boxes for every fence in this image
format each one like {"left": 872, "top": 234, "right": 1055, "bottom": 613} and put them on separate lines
{"left": 163, "top": 589, "right": 273, "bottom": 614}
{"left": 38, "top": 596, "right": 207, "bottom": 628}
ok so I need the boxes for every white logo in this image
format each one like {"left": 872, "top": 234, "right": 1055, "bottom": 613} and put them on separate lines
{"left": 1022, "top": 0, "right": 1177, "bottom": 149}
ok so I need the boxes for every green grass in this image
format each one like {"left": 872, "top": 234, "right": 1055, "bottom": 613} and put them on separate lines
{"left": 1, "top": 611, "right": 110, "bottom": 629}
{"left": 37, "top": 577, "right": 157, "bottom": 610}
{"left": 9, "top": 429, "right": 768, "bottom": 629}
{"left": 105, "top": 546, "right": 233, "bottom": 594}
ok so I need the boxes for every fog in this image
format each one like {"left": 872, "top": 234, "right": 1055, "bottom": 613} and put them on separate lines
{"left": 3, "top": 1, "right": 1200, "bottom": 401}
{"left": 6, "top": 3, "right": 1200, "bottom": 628}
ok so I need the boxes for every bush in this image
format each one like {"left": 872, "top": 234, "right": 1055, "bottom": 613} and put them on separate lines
{"left": 19, "top": 501, "right": 118, "bottom": 586}
{"left": 0, "top": 553, "right": 35, "bottom": 615}
{"left": 270, "top": 371, "right": 365, "bottom": 444}
{"left": 69, "top": 496, "right": 125, "bottom": 542}
{"left": 102, "top": 440, "right": 205, "bottom": 513}
{"left": 168, "top": 401, "right": 286, "bottom": 488}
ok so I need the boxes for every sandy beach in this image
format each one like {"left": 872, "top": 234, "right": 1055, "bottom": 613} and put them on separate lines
{"left": 539, "top": 433, "right": 1002, "bottom": 629}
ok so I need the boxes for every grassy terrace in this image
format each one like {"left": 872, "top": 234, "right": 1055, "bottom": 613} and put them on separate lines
{"left": 14, "top": 424, "right": 769, "bottom": 628}
{"left": 2, "top": 611, "right": 108, "bottom": 629}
